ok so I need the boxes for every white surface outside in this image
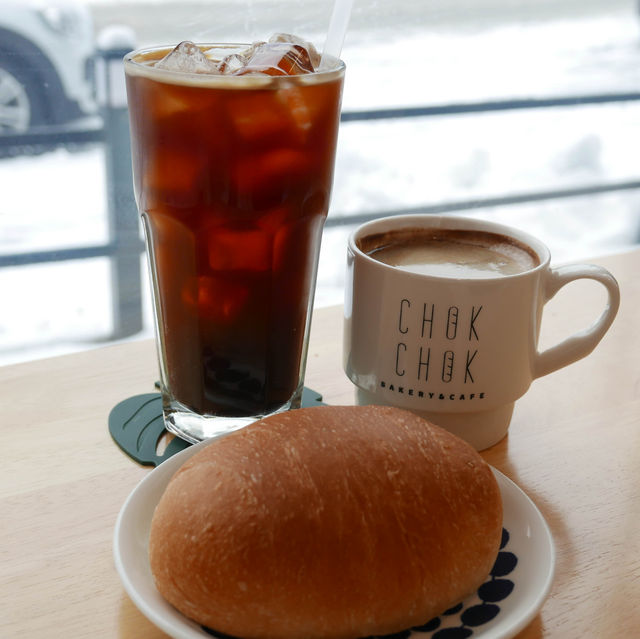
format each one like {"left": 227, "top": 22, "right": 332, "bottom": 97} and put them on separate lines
{"left": 0, "top": 0, "right": 638, "bottom": 365}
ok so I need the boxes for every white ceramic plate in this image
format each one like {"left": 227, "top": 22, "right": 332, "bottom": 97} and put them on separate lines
{"left": 114, "top": 442, "right": 555, "bottom": 639}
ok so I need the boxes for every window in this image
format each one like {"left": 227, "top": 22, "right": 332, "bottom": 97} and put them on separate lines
{"left": 1, "top": 0, "right": 638, "bottom": 364}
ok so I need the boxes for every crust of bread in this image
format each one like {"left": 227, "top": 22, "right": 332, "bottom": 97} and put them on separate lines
{"left": 149, "top": 405, "right": 503, "bottom": 639}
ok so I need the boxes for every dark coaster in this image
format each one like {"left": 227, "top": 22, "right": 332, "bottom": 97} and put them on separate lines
{"left": 108, "top": 387, "right": 326, "bottom": 467}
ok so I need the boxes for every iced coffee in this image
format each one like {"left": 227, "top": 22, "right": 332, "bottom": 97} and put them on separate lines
{"left": 124, "top": 36, "right": 344, "bottom": 442}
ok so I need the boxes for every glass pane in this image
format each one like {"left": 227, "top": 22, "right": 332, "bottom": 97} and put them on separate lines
{"left": 0, "top": 0, "right": 638, "bottom": 365}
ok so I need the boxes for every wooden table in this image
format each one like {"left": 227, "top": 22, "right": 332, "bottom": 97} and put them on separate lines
{"left": 1, "top": 248, "right": 639, "bottom": 638}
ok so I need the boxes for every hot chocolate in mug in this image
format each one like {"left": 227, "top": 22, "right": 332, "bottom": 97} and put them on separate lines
{"left": 343, "top": 215, "right": 620, "bottom": 450}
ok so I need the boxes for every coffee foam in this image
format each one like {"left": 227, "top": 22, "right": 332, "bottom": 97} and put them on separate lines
{"left": 359, "top": 227, "right": 540, "bottom": 279}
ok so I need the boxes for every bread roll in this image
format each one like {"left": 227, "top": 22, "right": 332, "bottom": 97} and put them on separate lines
{"left": 149, "top": 405, "right": 502, "bottom": 639}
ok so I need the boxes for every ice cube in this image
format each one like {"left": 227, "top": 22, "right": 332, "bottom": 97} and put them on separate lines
{"left": 272, "top": 217, "right": 319, "bottom": 275}
{"left": 191, "top": 276, "right": 250, "bottom": 322}
{"left": 147, "top": 148, "right": 202, "bottom": 204}
{"left": 256, "top": 206, "right": 290, "bottom": 234}
{"left": 225, "top": 92, "right": 290, "bottom": 142}
{"left": 202, "top": 45, "right": 254, "bottom": 62}
{"left": 183, "top": 276, "right": 249, "bottom": 323}
{"left": 155, "top": 41, "right": 220, "bottom": 74}
{"left": 208, "top": 228, "right": 273, "bottom": 271}
{"left": 269, "top": 33, "right": 321, "bottom": 69}
{"left": 234, "top": 42, "right": 314, "bottom": 76}
{"left": 149, "top": 211, "right": 195, "bottom": 246}
{"left": 277, "top": 87, "right": 312, "bottom": 134}
{"left": 231, "top": 148, "right": 309, "bottom": 209}
{"left": 218, "top": 53, "right": 248, "bottom": 75}
{"left": 237, "top": 41, "right": 265, "bottom": 60}
{"left": 276, "top": 76, "right": 340, "bottom": 142}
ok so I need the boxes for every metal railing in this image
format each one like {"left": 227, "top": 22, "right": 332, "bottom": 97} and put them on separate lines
{"left": 0, "top": 43, "right": 143, "bottom": 339}
{"left": 2, "top": 44, "right": 640, "bottom": 342}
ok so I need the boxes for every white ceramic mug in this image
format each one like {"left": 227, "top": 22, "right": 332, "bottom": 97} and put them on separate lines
{"left": 343, "top": 215, "right": 620, "bottom": 450}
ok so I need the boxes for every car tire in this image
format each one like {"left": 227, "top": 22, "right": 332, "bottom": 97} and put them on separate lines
{"left": 0, "top": 55, "right": 57, "bottom": 158}
{"left": 0, "top": 56, "right": 48, "bottom": 133}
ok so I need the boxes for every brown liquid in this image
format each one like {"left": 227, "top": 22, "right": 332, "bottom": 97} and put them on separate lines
{"left": 360, "top": 227, "right": 539, "bottom": 278}
{"left": 126, "top": 47, "right": 343, "bottom": 416}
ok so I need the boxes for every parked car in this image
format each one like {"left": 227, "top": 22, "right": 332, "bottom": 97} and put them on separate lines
{"left": 0, "top": 0, "right": 97, "bottom": 133}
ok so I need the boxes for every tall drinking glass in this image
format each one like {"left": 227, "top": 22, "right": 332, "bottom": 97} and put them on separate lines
{"left": 124, "top": 43, "right": 345, "bottom": 443}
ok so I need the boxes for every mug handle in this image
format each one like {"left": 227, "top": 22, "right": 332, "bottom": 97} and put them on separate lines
{"left": 534, "top": 264, "right": 620, "bottom": 379}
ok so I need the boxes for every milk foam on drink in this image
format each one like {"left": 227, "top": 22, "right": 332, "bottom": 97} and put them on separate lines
{"left": 367, "top": 229, "right": 539, "bottom": 279}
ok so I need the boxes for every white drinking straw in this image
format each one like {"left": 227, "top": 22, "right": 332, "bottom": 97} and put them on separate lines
{"left": 321, "top": 0, "right": 354, "bottom": 68}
